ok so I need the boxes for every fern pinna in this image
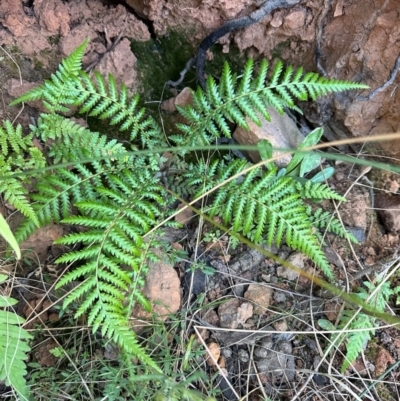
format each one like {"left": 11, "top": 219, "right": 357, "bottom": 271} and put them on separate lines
{"left": 8, "top": 38, "right": 367, "bottom": 378}
{"left": 0, "top": 121, "right": 45, "bottom": 226}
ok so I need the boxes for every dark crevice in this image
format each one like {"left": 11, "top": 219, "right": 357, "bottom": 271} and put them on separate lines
{"left": 100, "top": 0, "right": 157, "bottom": 39}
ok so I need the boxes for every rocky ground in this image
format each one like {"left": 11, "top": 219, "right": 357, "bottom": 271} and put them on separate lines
{"left": 1, "top": 1, "right": 400, "bottom": 400}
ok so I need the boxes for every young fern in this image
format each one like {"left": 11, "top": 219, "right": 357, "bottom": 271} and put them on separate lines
{"left": 6, "top": 39, "right": 369, "bottom": 377}
{"left": 319, "top": 279, "right": 400, "bottom": 373}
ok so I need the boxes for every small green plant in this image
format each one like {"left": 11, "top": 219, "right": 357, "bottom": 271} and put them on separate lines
{"left": 203, "top": 228, "right": 222, "bottom": 244}
{"left": 319, "top": 277, "right": 400, "bottom": 373}
{"left": 0, "top": 274, "right": 32, "bottom": 400}
{"left": 1, "top": 38, "right": 369, "bottom": 397}
{"left": 0, "top": 213, "right": 21, "bottom": 259}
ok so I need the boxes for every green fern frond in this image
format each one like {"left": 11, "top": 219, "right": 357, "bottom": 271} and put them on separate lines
{"left": 0, "top": 178, "right": 37, "bottom": 224}
{"left": 175, "top": 58, "right": 368, "bottom": 147}
{"left": 296, "top": 180, "right": 346, "bottom": 201}
{"left": 15, "top": 163, "right": 106, "bottom": 243}
{"left": 15, "top": 112, "right": 146, "bottom": 243}
{"left": 10, "top": 39, "right": 89, "bottom": 112}
{"left": 0, "top": 121, "right": 46, "bottom": 226}
{"left": 0, "top": 121, "right": 27, "bottom": 155}
{"left": 340, "top": 312, "right": 374, "bottom": 373}
{"left": 189, "top": 159, "right": 334, "bottom": 279}
{"left": 0, "top": 275, "right": 33, "bottom": 400}
{"left": 32, "top": 114, "right": 128, "bottom": 164}
{"left": 74, "top": 71, "right": 163, "bottom": 149}
{"left": 327, "top": 279, "right": 396, "bottom": 373}
{"left": 307, "top": 207, "right": 358, "bottom": 243}
{"left": 53, "top": 169, "right": 165, "bottom": 369}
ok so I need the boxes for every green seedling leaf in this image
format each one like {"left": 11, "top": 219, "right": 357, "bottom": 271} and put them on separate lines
{"left": 277, "top": 168, "right": 286, "bottom": 178}
{"left": 318, "top": 319, "right": 336, "bottom": 331}
{"left": 257, "top": 139, "right": 275, "bottom": 171}
{"left": 300, "top": 153, "right": 321, "bottom": 177}
{"left": 311, "top": 167, "right": 335, "bottom": 183}
{"left": 0, "top": 214, "right": 21, "bottom": 260}
{"left": 0, "top": 296, "right": 19, "bottom": 307}
{"left": 286, "top": 127, "right": 324, "bottom": 175}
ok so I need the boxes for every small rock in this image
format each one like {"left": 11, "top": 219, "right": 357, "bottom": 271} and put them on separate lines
{"left": 324, "top": 301, "right": 342, "bottom": 322}
{"left": 386, "top": 180, "right": 399, "bottom": 193}
{"left": 238, "top": 349, "right": 250, "bottom": 363}
{"left": 323, "top": 247, "right": 343, "bottom": 267}
{"left": 374, "top": 346, "right": 395, "bottom": 376}
{"left": 273, "top": 320, "right": 288, "bottom": 332}
{"left": 254, "top": 345, "right": 269, "bottom": 359}
{"left": 218, "top": 298, "right": 240, "bottom": 329}
{"left": 183, "top": 267, "right": 207, "bottom": 296}
{"left": 341, "top": 193, "right": 369, "bottom": 230}
{"left": 244, "top": 284, "right": 273, "bottom": 315}
{"left": 104, "top": 343, "right": 119, "bottom": 360}
{"left": 20, "top": 224, "right": 65, "bottom": 263}
{"left": 233, "top": 109, "right": 305, "bottom": 167}
{"left": 375, "top": 194, "right": 400, "bottom": 232}
{"left": 276, "top": 252, "right": 306, "bottom": 281}
{"left": 237, "top": 302, "right": 253, "bottom": 325}
{"left": 222, "top": 347, "right": 233, "bottom": 358}
{"left": 273, "top": 291, "right": 287, "bottom": 304}
{"left": 131, "top": 250, "right": 181, "bottom": 331}
{"left": 161, "top": 87, "right": 193, "bottom": 112}
{"left": 97, "top": 38, "right": 138, "bottom": 91}
{"left": 34, "top": 340, "right": 59, "bottom": 367}
{"left": 206, "top": 342, "right": 221, "bottom": 367}
{"left": 262, "top": 274, "right": 271, "bottom": 282}
{"left": 350, "top": 359, "right": 368, "bottom": 376}
{"left": 218, "top": 355, "right": 226, "bottom": 368}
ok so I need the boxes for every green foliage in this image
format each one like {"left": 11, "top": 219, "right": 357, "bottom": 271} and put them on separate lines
{"left": 0, "top": 213, "right": 21, "bottom": 259}
{"left": 0, "top": 120, "right": 46, "bottom": 225}
{"left": 319, "top": 278, "right": 400, "bottom": 373}
{"left": 54, "top": 169, "right": 165, "bottom": 370}
{"left": 2, "top": 38, "right": 368, "bottom": 394}
{"left": 173, "top": 60, "right": 368, "bottom": 147}
{"left": 184, "top": 157, "right": 353, "bottom": 280}
{"left": 307, "top": 207, "right": 358, "bottom": 243}
{"left": 0, "top": 274, "right": 32, "bottom": 400}
{"left": 10, "top": 39, "right": 89, "bottom": 113}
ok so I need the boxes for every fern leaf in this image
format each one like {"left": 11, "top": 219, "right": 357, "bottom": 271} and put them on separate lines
{"left": 75, "top": 72, "right": 163, "bottom": 147}
{"left": 177, "top": 57, "right": 367, "bottom": 148}
{"left": 192, "top": 159, "right": 335, "bottom": 279}
{"left": 0, "top": 121, "right": 46, "bottom": 227}
{"left": 307, "top": 207, "right": 358, "bottom": 243}
{"left": 296, "top": 181, "right": 346, "bottom": 201}
{"left": 0, "top": 276, "right": 33, "bottom": 400}
{"left": 52, "top": 169, "right": 165, "bottom": 368}
{"left": 10, "top": 39, "right": 89, "bottom": 111}
{"left": 340, "top": 313, "right": 374, "bottom": 373}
